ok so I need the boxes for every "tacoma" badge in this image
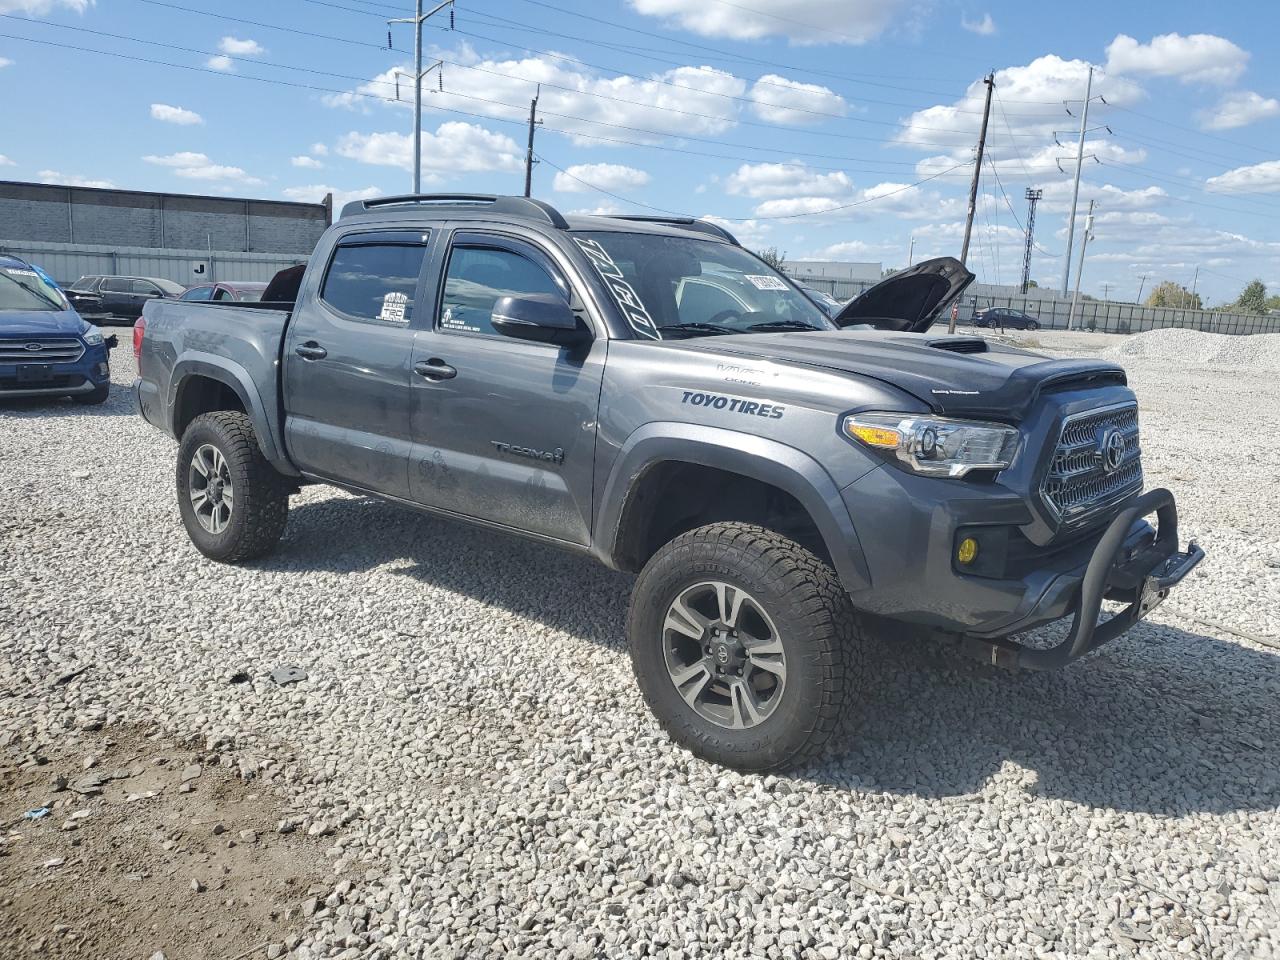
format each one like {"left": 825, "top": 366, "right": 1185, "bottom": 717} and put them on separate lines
{"left": 491, "top": 440, "right": 565, "bottom": 464}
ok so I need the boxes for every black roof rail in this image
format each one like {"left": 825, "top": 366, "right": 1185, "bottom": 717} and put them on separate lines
{"left": 340, "top": 193, "right": 569, "bottom": 229}
{"left": 606, "top": 214, "right": 740, "bottom": 246}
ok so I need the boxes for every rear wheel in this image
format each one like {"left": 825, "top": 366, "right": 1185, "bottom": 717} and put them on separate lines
{"left": 1025, "top": 319, "right": 1040, "bottom": 331}
{"left": 628, "top": 522, "right": 863, "bottom": 772}
{"left": 176, "top": 411, "right": 290, "bottom": 562}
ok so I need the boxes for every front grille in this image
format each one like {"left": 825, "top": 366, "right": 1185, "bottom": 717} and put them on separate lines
{"left": 1040, "top": 402, "right": 1143, "bottom": 526}
{"left": 0, "top": 338, "right": 85, "bottom": 363}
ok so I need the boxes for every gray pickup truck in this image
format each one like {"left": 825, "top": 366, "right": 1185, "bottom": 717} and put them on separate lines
{"left": 135, "top": 193, "right": 1203, "bottom": 771}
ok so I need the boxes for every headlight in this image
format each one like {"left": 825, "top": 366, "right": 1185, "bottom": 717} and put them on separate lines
{"left": 81, "top": 325, "right": 104, "bottom": 346}
{"left": 843, "top": 412, "right": 1019, "bottom": 477}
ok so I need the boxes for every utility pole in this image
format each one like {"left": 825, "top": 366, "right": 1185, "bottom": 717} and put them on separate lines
{"left": 1190, "top": 265, "right": 1200, "bottom": 309}
{"left": 1067, "top": 199, "right": 1095, "bottom": 330}
{"left": 1020, "top": 187, "right": 1042, "bottom": 294}
{"left": 1101, "top": 282, "right": 1111, "bottom": 301}
{"left": 1137, "top": 273, "right": 1148, "bottom": 304}
{"left": 1060, "top": 65, "right": 1106, "bottom": 296}
{"left": 907, "top": 236, "right": 915, "bottom": 267}
{"left": 953, "top": 71, "right": 995, "bottom": 334}
{"left": 523, "top": 85, "right": 541, "bottom": 198}
{"left": 388, "top": 0, "right": 451, "bottom": 193}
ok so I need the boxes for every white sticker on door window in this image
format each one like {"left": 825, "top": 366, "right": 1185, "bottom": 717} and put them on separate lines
{"left": 744, "top": 274, "right": 788, "bottom": 291}
{"left": 377, "top": 290, "right": 410, "bottom": 323}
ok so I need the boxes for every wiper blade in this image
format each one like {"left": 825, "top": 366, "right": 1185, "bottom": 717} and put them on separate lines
{"left": 657, "top": 322, "right": 739, "bottom": 338}
{"left": 747, "top": 319, "right": 822, "bottom": 332}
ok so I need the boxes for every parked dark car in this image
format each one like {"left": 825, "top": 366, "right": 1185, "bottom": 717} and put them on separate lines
{"left": 1, "top": 254, "right": 116, "bottom": 404}
{"left": 65, "top": 275, "right": 185, "bottom": 323}
{"left": 179, "top": 281, "right": 269, "bottom": 303}
{"left": 973, "top": 307, "right": 1040, "bottom": 331}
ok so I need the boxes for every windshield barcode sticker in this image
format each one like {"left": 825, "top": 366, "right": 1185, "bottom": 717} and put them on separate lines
{"left": 745, "top": 274, "right": 788, "bottom": 291}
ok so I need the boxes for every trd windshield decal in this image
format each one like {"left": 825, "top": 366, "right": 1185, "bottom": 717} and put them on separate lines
{"left": 572, "top": 236, "right": 660, "bottom": 340}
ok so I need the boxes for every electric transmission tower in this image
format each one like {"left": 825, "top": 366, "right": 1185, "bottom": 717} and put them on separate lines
{"left": 1020, "top": 188, "right": 1042, "bottom": 294}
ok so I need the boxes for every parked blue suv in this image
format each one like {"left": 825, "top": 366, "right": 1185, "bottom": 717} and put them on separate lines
{"left": 0, "top": 255, "right": 115, "bottom": 405}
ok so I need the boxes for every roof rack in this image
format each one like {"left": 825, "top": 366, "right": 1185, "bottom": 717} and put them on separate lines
{"left": 340, "top": 193, "right": 569, "bottom": 229}
{"left": 606, "top": 215, "right": 740, "bottom": 246}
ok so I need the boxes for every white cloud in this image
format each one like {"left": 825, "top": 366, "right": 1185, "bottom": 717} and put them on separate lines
{"left": 699, "top": 214, "right": 770, "bottom": 247}
{"left": 330, "top": 51, "right": 745, "bottom": 145}
{"left": 749, "top": 75, "right": 846, "bottom": 124}
{"left": 809, "top": 239, "right": 895, "bottom": 260}
{"left": 143, "top": 151, "right": 263, "bottom": 185}
{"left": 553, "top": 163, "right": 650, "bottom": 193}
{"left": 960, "top": 13, "right": 996, "bottom": 36}
{"left": 311, "top": 142, "right": 329, "bottom": 156}
{"left": 0, "top": 1, "right": 92, "bottom": 13}
{"left": 1104, "top": 33, "right": 1246, "bottom": 86}
{"left": 38, "top": 170, "right": 115, "bottom": 188}
{"left": 282, "top": 184, "right": 381, "bottom": 210}
{"left": 0, "top": 154, "right": 15, "bottom": 166}
{"left": 629, "top": 0, "right": 909, "bottom": 45}
{"left": 1205, "top": 159, "right": 1280, "bottom": 194}
{"left": 335, "top": 121, "right": 522, "bottom": 180}
{"left": 206, "top": 55, "right": 233, "bottom": 72}
{"left": 0, "top": 57, "right": 12, "bottom": 68}
{"left": 1199, "top": 90, "right": 1280, "bottom": 130}
{"left": 725, "top": 162, "right": 853, "bottom": 199}
{"left": 566, "top": 203, "right": 626, "bottom": 216}
{"left": 218, "top": 36, "right": 264, "bottom": 56}
{"left": 291, "top": 155, "right": 323, "bottom": 169}
{"left": 150, "top": 103, "right": 203, "bottom": 125}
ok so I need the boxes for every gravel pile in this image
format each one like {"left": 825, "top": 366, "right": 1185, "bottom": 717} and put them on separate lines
{"left": 1103, "top": 326, "right": 1280, "bottom": 369}
{"left": 3, "top": 345, "right": 1279, "bottom": 960}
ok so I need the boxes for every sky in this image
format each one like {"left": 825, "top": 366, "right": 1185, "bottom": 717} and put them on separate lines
{"left": 0, "top": 0, "right": 1278, "bottom": 305}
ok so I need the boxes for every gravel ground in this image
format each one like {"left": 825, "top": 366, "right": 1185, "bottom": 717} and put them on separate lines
{"left": 2, "top": 335, "right": 1278, "bottom": 960}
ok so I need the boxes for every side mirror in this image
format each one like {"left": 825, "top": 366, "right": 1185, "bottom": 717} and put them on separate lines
{"left": 491, "top": 294, "right": 590, "bottom": 347}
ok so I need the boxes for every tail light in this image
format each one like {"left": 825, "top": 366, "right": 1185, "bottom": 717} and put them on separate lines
{"left": 133, "top": 317, "right": 146, "bottom": 360}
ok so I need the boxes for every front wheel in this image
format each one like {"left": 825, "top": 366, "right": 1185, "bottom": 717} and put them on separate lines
{"left": 628, "top": 522, "right": 863, "bottom": 772}
{"left": 176, "top": 411, "right": 290, "bottom": 562}
{"left": 1025, "top": 320, "right": 1040, "bottom": 331}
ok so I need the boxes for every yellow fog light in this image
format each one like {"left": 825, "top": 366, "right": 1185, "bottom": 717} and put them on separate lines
{"left": 956, "top": 537, "right": 979, "bottom": 565}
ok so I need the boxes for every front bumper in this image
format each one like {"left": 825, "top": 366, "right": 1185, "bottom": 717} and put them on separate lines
{"left": 841, "top": 466, "right": 1204, "bottom": 666}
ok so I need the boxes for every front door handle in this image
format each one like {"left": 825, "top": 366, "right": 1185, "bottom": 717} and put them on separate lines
{"left": 295, "top": 342, "right": 328, "bottom": 361}
{"left": 414, "top": 358, "right": 457, "bottom": 380}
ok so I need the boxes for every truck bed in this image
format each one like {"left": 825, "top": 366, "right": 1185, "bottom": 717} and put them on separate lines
{"left": 136, "top": 298, "right": 295, "bottom": 471}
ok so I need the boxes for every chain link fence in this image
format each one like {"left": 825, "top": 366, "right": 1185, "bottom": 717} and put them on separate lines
{"left": 791, "top": 273, "right": 1280, "bottom": 336}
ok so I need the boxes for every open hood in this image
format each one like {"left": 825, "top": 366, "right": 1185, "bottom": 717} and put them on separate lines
{"left": 833, "top": 256, "right": 974, "bottom": 333}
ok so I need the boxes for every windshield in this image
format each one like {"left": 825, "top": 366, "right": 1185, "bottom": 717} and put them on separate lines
{"left": 573, "top": 232, "right": 834, "bottom": 339}
{"left": 0, "top": 263, "right": 68, "bottom": 312}
{"left": 152, "top": 278, "right": 186, "bottom": 296}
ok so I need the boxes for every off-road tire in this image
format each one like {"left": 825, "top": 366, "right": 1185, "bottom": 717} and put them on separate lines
{"left": 176, "top": 411, "right": 289, "bottom": 562}
{"left": 72, "top": 382, "right": 110, "bottom": 405}
{"left": 628, "top": 522, "right": 864, "bottom": 772}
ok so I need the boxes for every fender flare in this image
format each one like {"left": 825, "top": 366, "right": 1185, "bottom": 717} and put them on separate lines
{"left": 593, "top": 421, "right": 871, "bottom": 592}
{"left": 169, "top": 352, "right": 294, "bottom": 474}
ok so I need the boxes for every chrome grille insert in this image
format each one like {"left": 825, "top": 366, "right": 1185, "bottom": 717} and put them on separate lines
{"left": 0, "top": 338, "right": 85, "bottom": 363}
{"left": 1041, "top": 402, "right": 1143, "bottom": 526}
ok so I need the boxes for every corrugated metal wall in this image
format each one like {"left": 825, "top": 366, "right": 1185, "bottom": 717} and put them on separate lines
{"left": 0, "top": 240, "right": 308, "bottom": 286}
{"left": 0, "top": 179, "right": 329, "bottom": 285}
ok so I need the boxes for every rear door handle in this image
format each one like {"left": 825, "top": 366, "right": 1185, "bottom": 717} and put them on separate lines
{"left": 414, "top": 358, "right": 457, "bottom": 381}
{"left": 295, "top": 342, "right": 327, "bottom": 361}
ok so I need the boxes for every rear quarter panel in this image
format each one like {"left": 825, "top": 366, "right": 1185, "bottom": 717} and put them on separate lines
{"left": 139, "top": 299, "right": 294, "bottom": 471}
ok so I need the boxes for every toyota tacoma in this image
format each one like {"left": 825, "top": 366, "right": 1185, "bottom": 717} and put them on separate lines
{"left": 133, "top": 194, "right": 1204, "bottom": 771}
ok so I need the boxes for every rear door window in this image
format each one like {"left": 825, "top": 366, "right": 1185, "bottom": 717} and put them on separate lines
{"left": 101, "top": 277, "right": 130, "bottom": 293}
{"left": 319, "top": 232, "right": 430, "bottom": 325}
{"left": 132, "top": 280, "right": 160, "bottom": 296}
{"left": 181, "top": 286, "right": 213, "bottom": 301}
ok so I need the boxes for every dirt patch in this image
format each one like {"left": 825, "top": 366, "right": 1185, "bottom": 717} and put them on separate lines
{"left": 1, "top": 726, "right": 332, "bottom": 959}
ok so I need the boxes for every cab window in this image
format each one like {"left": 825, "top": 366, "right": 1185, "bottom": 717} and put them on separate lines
{"left": 439, "top": 245, "right": 566, "bottom": 337}
{"left": 320, "top": 234, "right": 429, "bottom": 324}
